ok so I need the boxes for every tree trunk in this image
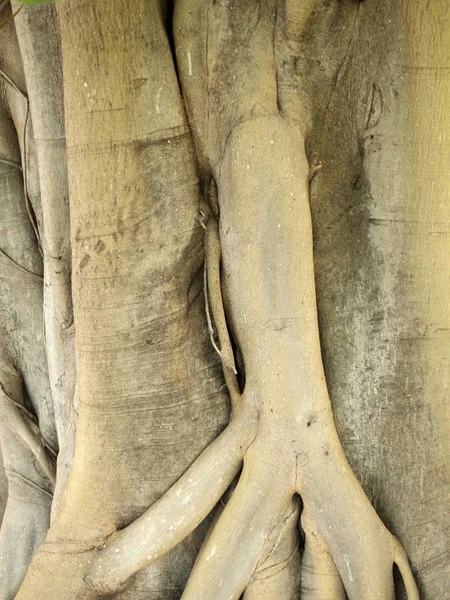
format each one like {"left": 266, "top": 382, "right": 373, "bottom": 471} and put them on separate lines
{"left": 0, "top": 0, "right": 447, "bottom": 599}
{"left": 307, "top": 1, "right": 450, "bottom": 596}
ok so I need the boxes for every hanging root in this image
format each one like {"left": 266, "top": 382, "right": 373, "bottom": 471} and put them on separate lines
{"left": 4, "top": 467, "right": 53, "bottom": 499}
{"left": 0, "top": 245, "right": 43, "bottom": 280}
{"left": 0, "top": 382, "right": 56, "bottom": 485}
{"left": 199, "top": 190, "right": 241, "bottom": 407}
{"left": 243, "top": 496, "right": 302, "bottom": 600}
{"left": 0, "top": 157, "right": 22, "bottom": 170}
{"left": 0, "top": 69, "right": 42, "bottom": 256}
{"left": 85, "top": 400, "right": 258, "bottom": 594}
{"left": 204, "top": 262, "right": 222, "bottom": 358}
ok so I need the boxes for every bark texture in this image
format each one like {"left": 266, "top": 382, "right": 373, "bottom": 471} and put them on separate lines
{"left": 14, "top": 1, "right": 228, "bottom": 598}
{"left": 305, "top": 1, "right": 450, "bottom": 596}
{"left": 0, "top": 0, "right": 447, "bottom": 599}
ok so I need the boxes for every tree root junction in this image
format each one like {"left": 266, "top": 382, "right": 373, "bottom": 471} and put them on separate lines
{"left": 86, "top": 170, "right": 419, "bottom": 599}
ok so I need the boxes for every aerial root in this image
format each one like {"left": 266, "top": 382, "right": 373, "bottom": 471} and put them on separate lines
{"left": 204, "top": 264, "right": 222, "bottom": 358}
{"left": 4, "top": 467, "right": 53, "bottom": 500}
{"left": 0, "top": 69, "right": 42, "bottom": 256}
{"left": 181, "top": 462, "right": 291, "bottom": 600}
{"left": 243, "top": 545, "right": 301, "bottom": 600}
{"left": 0, "top": 245, "right": 43, "bottom": 280}
{"left": 0, "top": 156, "right": 22, "bottom": 170}
{"left": 300, "top": 512, "right": 346, "bottom": 600}
{"left": 243, "top": 497, "right": 302, "bottom": 599}
{"left": 393, "top": 537, "right": 420, "bottom": 600}
{"left": 0, "top": 382, "right": 56, "bottom": 485}
{"left": 200, "top": 195, "right": 241, "bottom": 407}
{"left": 86, "top": 407, "right": 257, "bottom": 594}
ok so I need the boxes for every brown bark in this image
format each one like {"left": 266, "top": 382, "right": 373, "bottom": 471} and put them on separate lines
{"left": 15, "top": 1, "right": 228, "bottom": 598}
{"left": 306, "top": 1, "right": 450, "bottom": 596}
{"left": 0, "top": 0, "right": 447, "bottom": 599}
{"left": 12, "top": 4, "right": 76, "bottom": 516}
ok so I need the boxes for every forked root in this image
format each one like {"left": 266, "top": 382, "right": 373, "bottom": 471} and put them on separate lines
{"left": 177, "top": 454, "right": 418, "bottom": 600}
{"left": 87, "top": 419, "right": 418, "bottom": 600}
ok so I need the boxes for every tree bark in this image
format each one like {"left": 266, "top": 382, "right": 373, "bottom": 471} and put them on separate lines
{"left": 15, "top": 1, "right": 228, "bottom": 598}
{"left": 1, "top": 0, "right": 447, "bottom": 598}
{"left": 306, "top": 1, "right": 450, "bottom": 596}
